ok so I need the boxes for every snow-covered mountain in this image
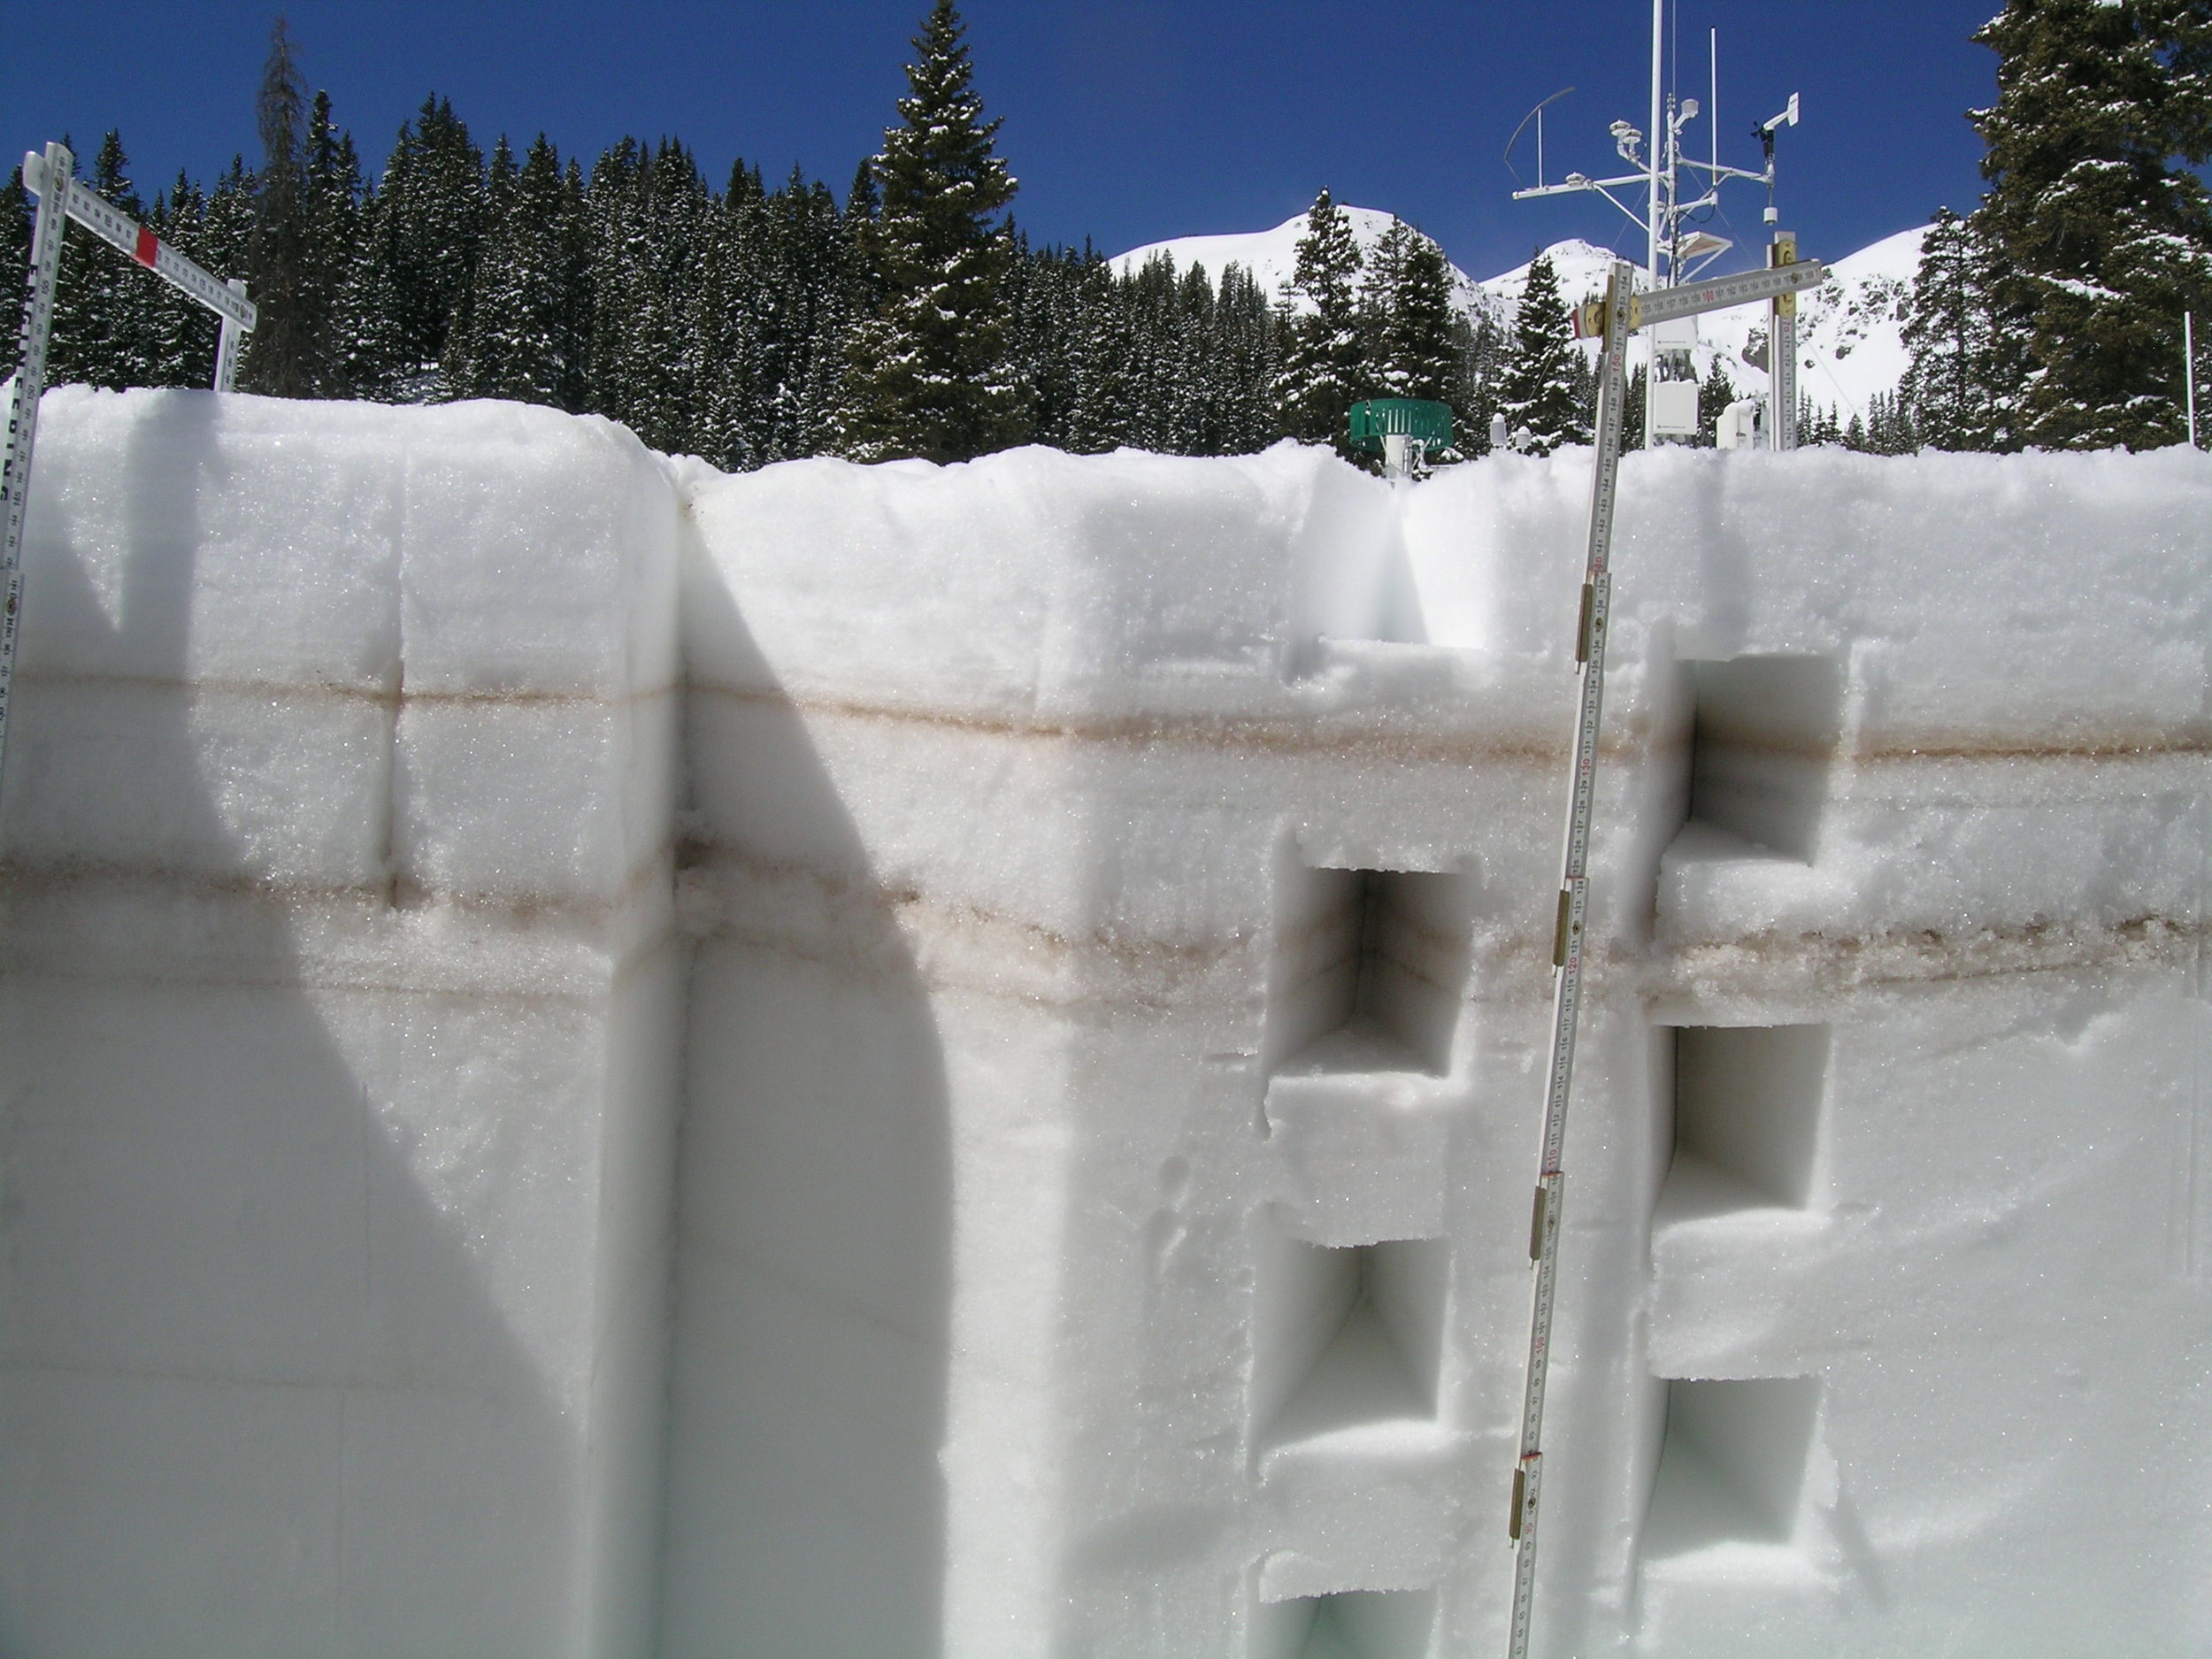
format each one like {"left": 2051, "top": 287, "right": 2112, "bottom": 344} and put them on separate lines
{"left": 1112, "top": 210, "right": 1925, "bottom": 423}
{"left": 1111, "top": 207, "right": 1493, "bottom": 323}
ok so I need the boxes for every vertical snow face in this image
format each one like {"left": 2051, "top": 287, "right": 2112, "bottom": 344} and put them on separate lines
{"left": 669, "top": 435, "right": 2212, "bottom": 1659}
{"left": 4, "top": 397, "right": 2209, "bottom": 1659}
{"left": 0, "top": 388, "right": 683, "bottom": 1658}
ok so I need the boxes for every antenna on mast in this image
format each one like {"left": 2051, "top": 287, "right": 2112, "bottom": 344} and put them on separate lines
{"left": 1507, "top": 0, "right": 1807, "bottom": 446}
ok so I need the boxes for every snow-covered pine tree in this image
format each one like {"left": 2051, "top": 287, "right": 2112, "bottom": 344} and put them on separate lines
{"left": 49, "top": 132, "right": 161, "bottom": 390}
{"left": 1696, "top": 354, "right": 1737, "bottom": 446}
{"left": 1369, "top": 219, "right": 1466, "bottom": 415}
{"left": 1494, "top": 249, "right": 1588, "bottom": 455}
{"left": 0, "top": 165, "right": 27, "bottom": 290}
{"left": 354, "top": 96, "right": 487, "bottom": 398}
{"left": 694, "top": 164, "right": 772, "bottom": 469}
{"left": 447, "top": 135, "right": 584, "bottom": 410}
{"left": 1901, "top": 206, "right": 2019, "bottom": 450}
{"left": 303, "top": 92, "right": 366, "bottom": 396}
{"left": 1619, "top": 363, "right": 1647, "bottom": 451}
{"left": 1275, "top": 188, "right": 1368, "bottom": 450}
{"left": 1971, "top": 0, "right": 2212, "bottom": 449}
{"left": 242, "top": 19, "right": 315, "bottom": 396}
{"left": 841, "top": 0, "right": 1022, "bottom": 462}
{"left": 440, "top": 134, "right": 518, "bottom": 396}
{"left": 1210, "top": 263, "right": 1283, "bottom": 455}
{"left": 587, "top": 138, "right": 712, "bottom": 456}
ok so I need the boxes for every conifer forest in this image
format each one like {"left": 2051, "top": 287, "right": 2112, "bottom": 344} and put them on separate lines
{"left": 8, "top": 0, "right": 2210, "bottom": 465}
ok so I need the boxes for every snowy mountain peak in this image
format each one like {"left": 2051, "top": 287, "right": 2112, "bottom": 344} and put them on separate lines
{"left": 1110, "top": 212, "right": 1931, "bottom": 420}
{"left": 1111, "top": 206, "right": 1489, "bottom": 318}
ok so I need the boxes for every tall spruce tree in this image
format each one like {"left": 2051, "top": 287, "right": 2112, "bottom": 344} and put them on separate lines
{"left": 49, "top": 132, "right": 163, "bottom": 391}
{"left": 448, "top": 135, "right": 586, "bottom": 410}
{"left": 1902, "top": 206, "right": 2018, "bottom": 449}
{"left": 842, "top": 0, "right": 1021, "bottom": 462}
{"left": 242, "top": 19, "right": 315, "bottom": 395}
{"left": 1367, "top": 219, "right": 1465, "bottom": 411}
{"left": 354, "top": 96, "right": 487, "bottom": 397}
{"left": 1971, "top": 0, "right": 2212, "bottom": 449}
{"left": 1696, "top": 355, "right": 1737, "bottom": 446}
{"left": 1275, "top": 189, "right": 1368, "bottom": 449}
{"left": 1495, "top": 250, "right": 1588, "bottom": 454}
{"left": 303, "top": 91, "right": 365, "bottom": 396}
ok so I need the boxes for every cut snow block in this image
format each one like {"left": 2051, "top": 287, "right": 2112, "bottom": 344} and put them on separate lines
{"left": 392, "top": 691, "right": 676, "bottom": 906}
{"left": 15, "top": 388, "right": 405, "bottom": 688}
{"left": 1251, "top": 1224, "right": 1449, "bottom": 1452}
{"left": 0, "top": 392, "right": 683, "bottom": 1658}
{"left": 1253, "top": 1586, "right": 1438, "bottom": 1659}
{"left": 1684, "top": 656, "right": 1844, "bottom": 861}
{"left": 1264, "top": 861, "right": 1473, "bottom": 1079}
{"left": 1640, "top": 1378, "right": 1822, "bottom": 1561}
{"left": 1659, "top": 1025, "right": 1830, "bottom": 1219}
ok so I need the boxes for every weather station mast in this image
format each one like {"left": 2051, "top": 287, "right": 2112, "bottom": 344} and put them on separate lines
{"left": 1505, "top": 0, "right": 1802, "bottom": 446}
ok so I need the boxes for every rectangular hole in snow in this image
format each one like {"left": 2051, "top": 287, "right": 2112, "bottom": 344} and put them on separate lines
{"left": 1662, "top": 1025, "right": 1830, "bottom": 1217}
{"left": 1248, "top": 1225, "right": 1448, "bottom": 1451}
{"left": 1686, "top": 655, "right": 1844, "bottom": 861}
{"left": 1641, "top": 1377, "right": 1821, "bottom": 1561}
{"left": 1252, "top": 1587, "right": 1437, "bottom": 1659}
{"left": 1263, "top": 862, "right": 1473, "bottom": 1079}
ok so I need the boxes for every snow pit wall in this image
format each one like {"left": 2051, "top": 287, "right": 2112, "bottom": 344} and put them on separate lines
{"left": 0, "top": 388, "right": 681, "bottom": 1659}
{"left": 2, "top": 390, "right": 2208, "bottom": 1659}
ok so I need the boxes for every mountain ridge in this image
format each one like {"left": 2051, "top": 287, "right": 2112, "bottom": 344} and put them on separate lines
{"left": 1110, "top": 210, "right": 1924, "bottom": 421}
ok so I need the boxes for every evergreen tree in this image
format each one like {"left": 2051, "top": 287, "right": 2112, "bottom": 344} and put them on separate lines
{"left": 1902, "top": 206, "right": 2019, "bottom": 449}
{"left": 1619, "top": 364, "right": 1648, "bottom": 451}
{"left": 303, "top": 90, "right": 365, "bottom": 396}
{"left": 49, "top": 133, "right": 161, "bottom": 390}
{"left": 0, "top": 165, "right": 28, "bottom": 293}
{"left": 1970, "top": 0, "right": 2212, "bottom": 449}
{"left": 1369, "top": 219, "right": 1466, "bottom": 418}
{"left": 242, "top": 19, "right": 315, "bottom": 395}
{"left": 1495, "top": 250, "right": 1588, "bottom": 454}
{"left": 1275, "top": 188, "right": 1368, "bottom": 449}
{"left": 842, "top": 0, "right": 1021, "bottom": 462}
{"left": 448, "top": 135, "right": 586, "bottom": 410}
{"left": 1696, "top": 354, "right": 1737, "bottom": 446}
{"left": 353, "top": 96, "right": 487, "bottom": 397}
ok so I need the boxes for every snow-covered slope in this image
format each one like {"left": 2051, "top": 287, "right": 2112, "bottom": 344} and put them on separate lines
{"left": 1112, "top": 206, "right": 1492, "bottom": 320}
{"left": 1116, "top": 212, "right": 1927, "bottom": 421}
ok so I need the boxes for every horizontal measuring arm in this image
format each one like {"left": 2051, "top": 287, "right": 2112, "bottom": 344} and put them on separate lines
{"left": 22, "top": 150, "right": 256, "bottom": 331}
{"left": 1571, "top": 257, "right": 1825, "bottom": 339}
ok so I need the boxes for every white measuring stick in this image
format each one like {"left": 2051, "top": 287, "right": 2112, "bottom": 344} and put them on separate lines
{"left": 1506, "top": 257, "right": 1633, "bottom": 1659}
{"left": 0, "top": 143, "right": 75, "bottom": 802}
{"left": 0, "top": 141, "right": 260, "bottom": 798}
{"left": 21, "top": 148, "right": 258, "bottom": 339}
{"left": 1571, "top": 257, "right": 1827, "bottom": 342}
{"left": 1510, "top": 251, "right": 1825, "bottom": 1659}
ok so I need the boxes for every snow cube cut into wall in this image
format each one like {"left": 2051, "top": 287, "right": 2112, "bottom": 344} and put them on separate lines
{"left": 1641, "top": 1378, "right": 1822, "bottom": 1561}
{"left": 1686, "top": 656, "right": 1845, "bottom": 860}
{"left": 1264, "top": 862, "right": 1473, "bottom": 1079}
{"left": 1663, "top": 1025, "right": 1831, "bottom": 1215}
{"left": 1253, "top": 1586, "right": 1438, "bottom": 1659}
{"left": 1250, "top": 1225, "right": 1449, "bottom": 1452}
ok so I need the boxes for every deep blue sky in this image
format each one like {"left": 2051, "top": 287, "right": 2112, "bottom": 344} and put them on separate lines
{"left": 3, "top": 1, "right": 2000, "bottom": 280}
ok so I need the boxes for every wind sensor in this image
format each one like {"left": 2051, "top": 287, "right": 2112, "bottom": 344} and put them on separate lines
{"left": 1505, "top": 0, "right": 1808, "bottom": 446}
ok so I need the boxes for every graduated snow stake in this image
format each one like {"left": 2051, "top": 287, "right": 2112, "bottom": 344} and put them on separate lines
{"left": 1505, "top": 250, "right": 1825, "bottom": 1659}
{"left": 0, "top": 141, "right": 256, "bottom": 793}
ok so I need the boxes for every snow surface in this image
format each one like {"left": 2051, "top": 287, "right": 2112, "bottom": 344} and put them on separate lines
{"left": 4, "top": 388, "right": 2209, "bottom": 1658}
{"left": 1115, "top": 211, "right": 1927, "bottom": 421}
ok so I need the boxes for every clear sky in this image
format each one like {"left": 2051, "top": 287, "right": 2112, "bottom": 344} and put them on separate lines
{"left": 3, "top": 0, "right": 2001, "bottom": 280}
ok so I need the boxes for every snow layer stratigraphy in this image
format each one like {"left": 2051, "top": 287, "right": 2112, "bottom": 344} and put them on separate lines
{"left": 0, "top": 388, "right": 681, "bottom": 1657}
{"left": 2, "top": 389, "right": 2208, "bottom": 1658}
